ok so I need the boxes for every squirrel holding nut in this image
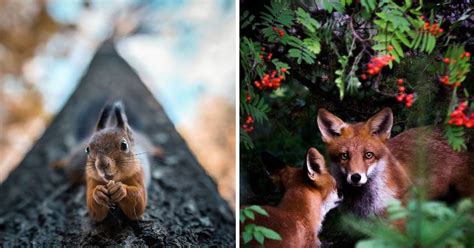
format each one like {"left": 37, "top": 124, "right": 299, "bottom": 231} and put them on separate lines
{"left": 53, "top": 101, "right": 163, "bottom": 221}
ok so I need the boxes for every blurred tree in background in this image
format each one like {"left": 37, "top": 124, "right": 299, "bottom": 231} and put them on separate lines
{"left": 0, "top": 0, "right": 57, "bottom": 181}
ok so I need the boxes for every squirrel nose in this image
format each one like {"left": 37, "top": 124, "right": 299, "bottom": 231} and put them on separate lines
{"left": 351, "top": 173, "right": 361, "bottom": 183}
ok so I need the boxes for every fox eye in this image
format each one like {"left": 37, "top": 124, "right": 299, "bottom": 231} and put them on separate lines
{"left": 85, "top": 146, "right": 90, "bottom": 155}
{"left": 120, "top": 139, "right": 129, "bottom": 152}
{"left": 340, "top": 152, "right": 349, "bottom": 160}
{"left": 365, "top": 152, "right": 374, "bottom": 159}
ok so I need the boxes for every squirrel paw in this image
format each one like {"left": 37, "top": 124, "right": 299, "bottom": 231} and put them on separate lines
{"left": 107, "top": 181, "right": 127, "bottom": 203}
{"left": 93, "top": 185, "right": 110, "bottom": 206}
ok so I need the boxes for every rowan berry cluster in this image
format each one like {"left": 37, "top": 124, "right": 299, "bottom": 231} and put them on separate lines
{"left": 420, "top": 16, "right": 443, "bottom": 35}
{"left": 254, "top": 68, "right": 287, "bottom": 90}
{"left": 448, "top": 102, "right": 474, "bottom": 128}
{"left": 242, "top": 115, "right": 255, "bottom": 133}
{"left": 273, "top": 26, "right": 285, "bottom": 37}
{"left": 259, "top": 47, "right": 273, "bottom": 61}
{"left": 361, "top": 55, "right": 395, "bottom": 79}
{"left": 440, "top": 52, "right": 471, "bottom": 88}
{"left": 395, "top": 78, "right": 414, "bottom": 108}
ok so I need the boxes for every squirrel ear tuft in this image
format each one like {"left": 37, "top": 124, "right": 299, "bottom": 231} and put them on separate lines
{"left": 96, "top": 104, "right": 113, "bottom": 131}
{"left": 114, "top": 101, "right": 128, "bottom": 129}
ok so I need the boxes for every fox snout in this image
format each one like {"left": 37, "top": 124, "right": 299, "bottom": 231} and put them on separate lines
{"left": 346, "top": 172, "right": 368, "bottom": 186}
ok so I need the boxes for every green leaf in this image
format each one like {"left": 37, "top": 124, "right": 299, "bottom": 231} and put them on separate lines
{"left": 288, "top": 48, "right": 303, "bottom": 64}
{"left": 258, "top": 226, "right": 283, "bottom": 240}
{"left": 248, "top": 205, "right": 269, "bottom": 216}
{"left": 240, "top": 129, "right": 254, "bottom": 149}
{"left": 395, "top": 31, "right": 411, "bottom": 47}
{"left": 244, "top": 208, "right": 255, "bottom": 220}
{"left": 296, "top": 7, "right": 320, "bottom": 33}
{"left": 254, "top": 231, "right": 264, "bottom": 244}
{"left": 420, "top": 32, "right": 428, "bottom": 52}
{"left": 303, "top": 38, "right": 321, "bottom": 54}
{"left": 426, "top": 34, "right": 436, "bottom": 53}
{"left": 444, "top": 125, "right": 467, "bottom": 151}
{"left": 243, "top": 231, "right": 253, "bottom": 244}
{"left": 391, "top": 38, "right": 404, "bottom": 57}
{"left": 335, "top": 77, "right": 344, "bottom": 100}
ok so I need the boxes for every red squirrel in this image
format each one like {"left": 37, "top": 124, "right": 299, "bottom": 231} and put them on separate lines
{"left": 241, "top": 148, "right": 343, "bottom": 247}
{"left": 53, "top": 101, "right": 163, "bottom": 221}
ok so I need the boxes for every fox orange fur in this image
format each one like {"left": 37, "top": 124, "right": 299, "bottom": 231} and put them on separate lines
{"left": 317, "top": 108, "right": 474, "bottom": 217}
{"left": 241, "top": 148, "right": 342, "bottom": 247}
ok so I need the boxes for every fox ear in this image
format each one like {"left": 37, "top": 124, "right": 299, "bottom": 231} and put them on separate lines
{"left": 317, "top": 109, "right": 346, "bottom": 142}
{"left": 305, "top": 147, "right": 326, "bottom": 181}
{"left": 261, "top": 152, "right": 285, "bottom": 176}
{"left": 367, "top": 108, "right": 393, "bottom": 141}
{"left": 96, "top": 104, "right": 113, "bottom": 131}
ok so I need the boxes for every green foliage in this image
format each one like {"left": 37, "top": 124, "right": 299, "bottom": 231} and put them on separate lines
{"left": 361, "top": 0, "right": 377, "bottom": 12}
{"left": 372, "top": 1, "right": 427, "bottom": 63}
{"left": 335, "top": 55, "right": 349, "bottom": 100}
{"left": 445, "top": 124, "right": 467, "bottom": 151}
{"left": 347, "top": 198, "right": 474, "bottom": 248}
{"left": 240, "top": 0, "right": 473, "bottom": 152}
{"left": 241, "top": 93, "right": 270, "bottom": 124}
{"left": 241, "top": 2, "right": 474, "bottom": 247}
{"left": 240, "top": 206, "right": 282, "bottom": 246}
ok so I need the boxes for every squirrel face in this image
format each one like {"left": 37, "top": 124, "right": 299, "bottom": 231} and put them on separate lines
{"left": 85, "top": 102, "right": 140, "bottom": 183}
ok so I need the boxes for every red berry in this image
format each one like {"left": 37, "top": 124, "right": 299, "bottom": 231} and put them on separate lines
{"left": 399, "top": 86, "right": 405, "bottom": 92}
{"left": 430, "top": 23, "right": 438, "bottom": 33}
{"left": 368, "top": 69, "right": 375, "bottom": 75}
{"left": 465, "top": 121, "right": 473, "bottom": 128}
{"left": 360, "top": 74, "right": 367, "bottom": 80}
{"left": 281, "top": 68, "right": 287, "bottom": 73}
{"left": 443, "top": 58, "right": 450, "bottom": 64}
{"left": 466, "top": 52, "right": 471, "bottom": 58}
{"left": 396, "top": 94, "right": 405, "bottom": 102}
{"left": 388, "top": 45, "right": 393, "bottom": 51}
{"left": 273, "top": 26, "right": 277, "bottom": 31}
{"left": 397, "top": 78, "right": 404, "bottom": 84}
{"left": 424, "top": 22, "right": 430, "bottom": 30}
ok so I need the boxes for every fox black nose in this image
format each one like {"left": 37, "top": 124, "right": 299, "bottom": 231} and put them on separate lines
{"left": 351, "top": 173, "right": 361, "bottom": 183}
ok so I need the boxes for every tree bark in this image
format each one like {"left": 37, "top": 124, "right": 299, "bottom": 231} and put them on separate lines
{"left": 0, "top": 40, "right": 235, "bottom": 247}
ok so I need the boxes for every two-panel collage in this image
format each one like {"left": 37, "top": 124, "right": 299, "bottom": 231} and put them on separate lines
{"left": 0, "top": 0, "right": 473, "bottom": 247}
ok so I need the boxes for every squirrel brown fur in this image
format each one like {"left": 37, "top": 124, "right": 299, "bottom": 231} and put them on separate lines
{"left": 52, "top": 101, "right": 163, "bottom": 221}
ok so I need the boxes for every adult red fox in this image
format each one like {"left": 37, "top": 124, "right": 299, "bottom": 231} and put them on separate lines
{"left": 317, "top": 108, "right": 474, "bottom": 217}
{"left": 241, "top": 148, "right": 343, "bottom": 247}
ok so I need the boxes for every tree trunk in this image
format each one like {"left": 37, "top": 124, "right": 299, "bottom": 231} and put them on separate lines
{"left": 0, "top": 41, "right": 235, "bottom": 247}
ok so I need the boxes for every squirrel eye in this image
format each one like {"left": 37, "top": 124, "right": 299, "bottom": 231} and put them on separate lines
{"left": 85, "top": 147, "right": 90, "bottom": 155}
{"left": 120, "top": 139, "right": 128, "bottom": 151}
{"left": 365, "top": 152, "right": 374, "bottom": 159}
{"left": 340, "top": 152, "right": 349, "bottom": 161}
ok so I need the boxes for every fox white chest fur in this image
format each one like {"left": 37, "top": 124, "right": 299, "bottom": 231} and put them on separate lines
{"left": 331, "top": 158, "right": 395, "bottom": 217}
